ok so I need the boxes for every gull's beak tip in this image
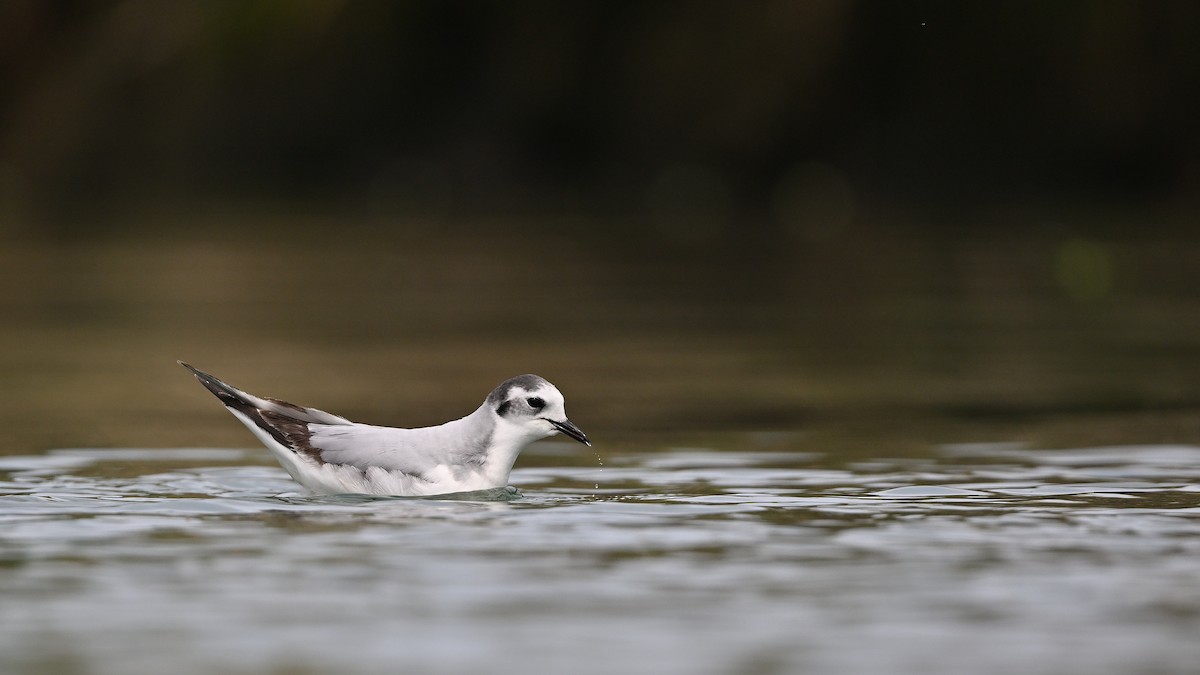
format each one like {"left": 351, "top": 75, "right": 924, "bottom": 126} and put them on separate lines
{"left": 548, "top": 418, "right": 591, "bottom": 447}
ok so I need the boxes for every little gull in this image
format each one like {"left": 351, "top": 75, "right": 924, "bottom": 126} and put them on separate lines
{"left": 179, "top": 362, "right": 590, "bottom": 496}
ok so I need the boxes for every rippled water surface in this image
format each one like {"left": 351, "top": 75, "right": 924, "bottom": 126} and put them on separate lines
{"left": 5, "top": 231, "right": 1200, "bottom": 673}
{"left": 3, "top": 441, "right": 1200, "bottom": 675}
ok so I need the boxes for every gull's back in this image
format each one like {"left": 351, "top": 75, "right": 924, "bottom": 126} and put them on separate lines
{"left": 180, "top": 362, "right": 503, "bottom": 496}
{"left": 296, "top": 413, "right": 500, "bottom": 494}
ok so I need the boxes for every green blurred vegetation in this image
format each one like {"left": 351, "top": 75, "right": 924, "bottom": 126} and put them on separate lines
{"left": 1, "top": 2, "right": 1199, "bottom": 453}
{"left": 1, "top": 1, "right": 1197, "bottom": 233}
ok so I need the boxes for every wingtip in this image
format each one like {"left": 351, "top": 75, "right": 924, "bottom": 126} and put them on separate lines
{"left": 178, "top": 361, "right": 246, "bottom": 406}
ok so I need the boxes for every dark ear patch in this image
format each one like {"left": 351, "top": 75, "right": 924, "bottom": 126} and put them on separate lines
{"left": 496, "top": 400, "right": 511, "bottom": 416}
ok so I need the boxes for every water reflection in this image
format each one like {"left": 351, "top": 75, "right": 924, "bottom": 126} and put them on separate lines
{"left": 5, "top": 230, "right": 1200, "bottom": 457}
{"left": 2, "top": 443, "right": 1199, "bottom": 674}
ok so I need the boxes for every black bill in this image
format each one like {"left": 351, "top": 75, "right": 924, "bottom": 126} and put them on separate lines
{"left": 547, "top": 418, "right": 591, "bottom": 446}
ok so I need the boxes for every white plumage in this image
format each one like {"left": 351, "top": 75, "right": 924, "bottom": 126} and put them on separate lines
{"left": 180, "top": 362, "right": 590, "bottom": 496}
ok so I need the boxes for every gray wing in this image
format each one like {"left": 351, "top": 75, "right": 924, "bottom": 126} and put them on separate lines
{"left": 180, "top": 362, "right": 352, "bottom": 425}
{"left": 306, "top": 417, "right": 492, "bottom": 475}
{"left": 180, "top": 361, "right": 492, "bottom": 477}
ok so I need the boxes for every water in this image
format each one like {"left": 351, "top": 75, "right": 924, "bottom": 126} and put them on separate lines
{"left": 3, "top": 441, "right": 1200, "bottom": 675}
{"left": 5, "top": 225, "right": 1200, "bottom": 673}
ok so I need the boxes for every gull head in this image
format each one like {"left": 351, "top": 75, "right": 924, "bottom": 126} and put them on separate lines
{"left": 486, "top": 374, "right": 590, "bottom": 446}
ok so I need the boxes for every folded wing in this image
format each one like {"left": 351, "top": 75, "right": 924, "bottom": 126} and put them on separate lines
{"left": 179, "top": 362, "right": 486, "bottom": 483}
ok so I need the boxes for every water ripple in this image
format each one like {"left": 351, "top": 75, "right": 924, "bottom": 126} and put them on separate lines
{"left": 2, "top": 444, "right": 1200, "bottom": 675}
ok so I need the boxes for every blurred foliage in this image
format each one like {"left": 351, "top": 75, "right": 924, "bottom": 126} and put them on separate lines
{"left": 2, "top": 2, "right": 1200, "bottom": 452}
{"left": 1, "top": 0, "right": 1198, "bottom": 235}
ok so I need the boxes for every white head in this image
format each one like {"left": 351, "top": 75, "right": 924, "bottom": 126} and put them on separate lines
{"left": 485, "top": 374, "right": 590, "bottom": 446}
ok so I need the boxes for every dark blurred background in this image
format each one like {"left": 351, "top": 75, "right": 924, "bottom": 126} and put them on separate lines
{"left": 3, "top": 1, "right": 1199, "bottom": 229}
{"left": 2, "top": 1, "right": 1200, "bottom": 453}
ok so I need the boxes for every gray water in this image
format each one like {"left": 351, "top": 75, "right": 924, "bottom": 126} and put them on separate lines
{"left": 6, "top": 228, "right": 1200, "bottom": 673}
{"left": 3, "top": 440, "right": 1199, "bottom": 675}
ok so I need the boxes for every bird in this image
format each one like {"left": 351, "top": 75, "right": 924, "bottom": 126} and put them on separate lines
{"left": 178, "top": 362, "right": 590, "bottom": 497}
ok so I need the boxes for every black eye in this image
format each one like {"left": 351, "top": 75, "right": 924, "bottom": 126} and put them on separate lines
{"left": 526, "top": 397, "right": 545, "bottom": 409}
